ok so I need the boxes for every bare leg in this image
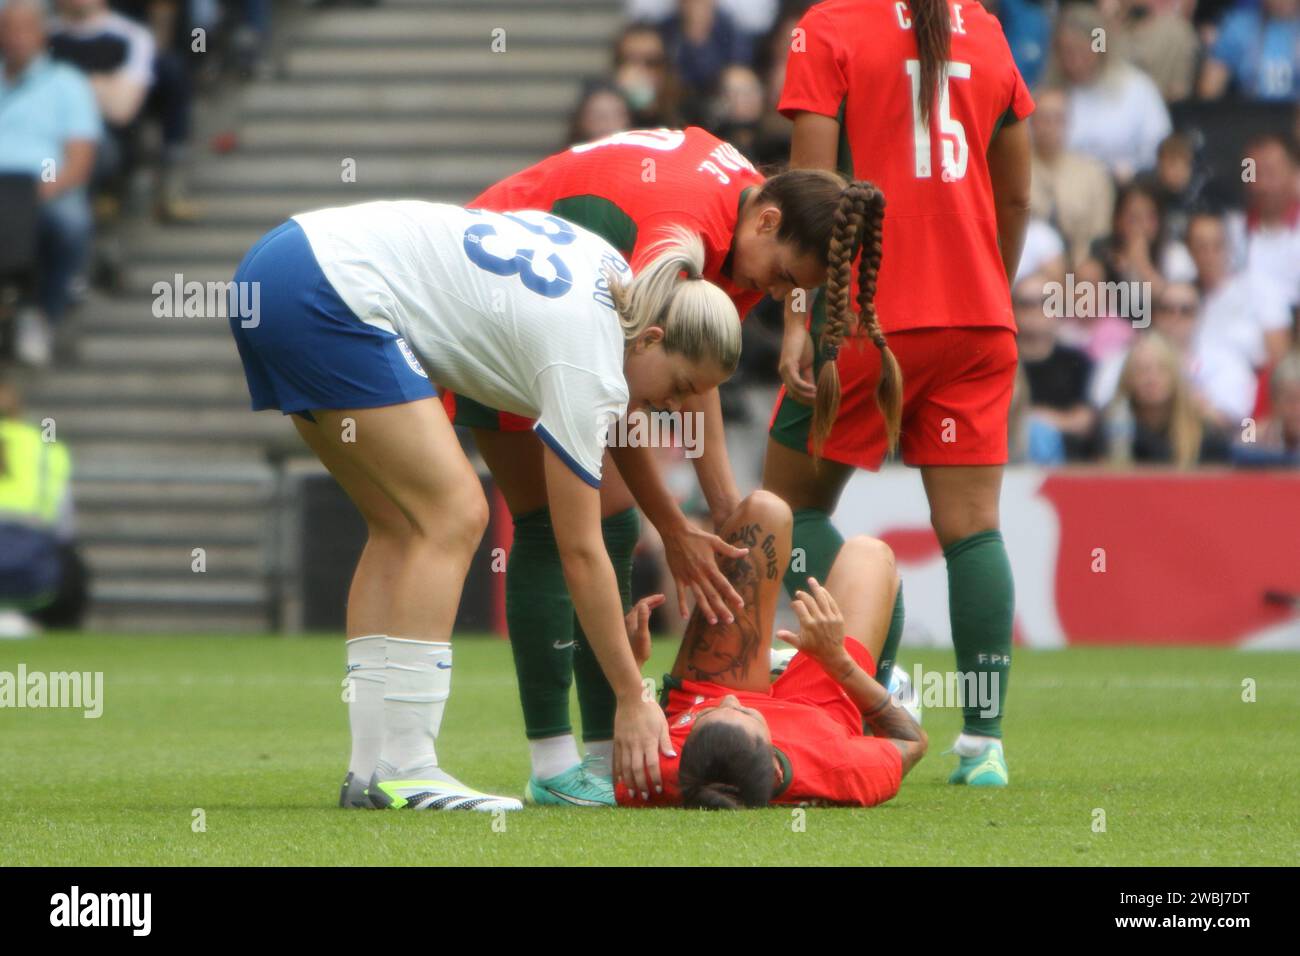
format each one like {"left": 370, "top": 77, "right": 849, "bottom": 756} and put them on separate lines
{"left": 472, "top": 429, "right": 637, "bottom": 519}
{"left": 821, "top": 536, "right": 900, "bottom": 664}
{"left": 295, "top": 399, "right": 515, "bottom": 809}
{"left": 920, "top": 464, "right": 1003, "bottom": 548}
{"left": 670, "top": 491, "right": 792, "bottom": 693}
{"left": 294, "top": 399, "right": 487, "bottom": 642}
{"left": 761, "top": 437, "right": 854, "bottom": 513}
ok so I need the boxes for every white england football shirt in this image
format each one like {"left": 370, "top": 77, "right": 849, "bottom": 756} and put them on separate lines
{"left": 293, "top": 201, "right": 630, "bottom": 486}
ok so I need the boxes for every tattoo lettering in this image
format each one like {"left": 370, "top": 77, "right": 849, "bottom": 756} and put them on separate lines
{"left": 675, "top": 524, "right": 767, "bottom": 683}
{"left": 731, "top": 523, "right": 779, "bottom": 580}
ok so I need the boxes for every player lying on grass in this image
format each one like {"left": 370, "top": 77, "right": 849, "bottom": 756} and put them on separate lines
{"left": 227, "top": 202, "right": 742, "bottom": 810}
{"left": 615, "top": 490, "right": 927, "bottom": 808}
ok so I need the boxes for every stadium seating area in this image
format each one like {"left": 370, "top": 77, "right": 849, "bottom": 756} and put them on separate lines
{"left": 1, "top": 0, "right": 1297, "bottom": 634}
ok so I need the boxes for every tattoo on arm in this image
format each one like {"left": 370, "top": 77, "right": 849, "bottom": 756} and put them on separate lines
{"left": 867, "top": 701, "right": 924, "bottom": 745}
{"left": 864, "top": 694, "right": 926, "bottom": 775}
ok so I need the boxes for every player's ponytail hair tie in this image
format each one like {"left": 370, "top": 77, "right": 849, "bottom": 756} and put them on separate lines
{"left": 605, "top": 227, "right": 741, "bottom": 375}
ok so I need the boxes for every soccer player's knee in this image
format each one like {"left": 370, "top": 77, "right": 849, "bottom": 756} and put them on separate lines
{"left": 424, "top": 486, "right": 489, "bottom": 552}
{"left": 736, "top": 489, "right": 792, "bottom": 530}
{"left": 843, "top": 535, "right": 897, "bottom": 580}
{"left": 930, "top": 505, "right": 997, "bottom": 547}
{"left": 458, "top": 489, "right": 491, "bottom": 544}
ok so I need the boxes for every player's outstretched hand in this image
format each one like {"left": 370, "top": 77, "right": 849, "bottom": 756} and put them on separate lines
{"left": 625, "top": 594, "right": 665, "bottom": 668}
{"left": 614, "top": 695, "right": 674, "bottom": 799}
{"left": 778, "top": 315, "right": 817, "bottom": 405}
{"left": 661, "top": 522, "right": 748, "bottom": 626}
{"left": 776, "top": 577, "right": 850, "bottom": 670}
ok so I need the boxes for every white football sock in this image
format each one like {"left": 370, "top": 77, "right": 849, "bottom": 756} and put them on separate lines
{"left": 376, "top": 638, "right": 451, "bottom": 775}
{"left": 585, "top": 740, "right": 614, "bottom": 768}
{"left": 530, "top": 734, "right": 581, "bottom": 780}
{"left": 953, "top": 732, "right": 1001, "bottom": 757}
{"left": 345, "top": 635, "right": 386, "bottom": 779}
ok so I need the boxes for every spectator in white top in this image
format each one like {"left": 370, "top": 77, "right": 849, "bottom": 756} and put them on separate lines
{"left": 1187, "top": 209, "right": 1294, "bottom": 370}
{"left": 49, "top": 0, "right": 153, "bottom": 130}
{"left": 1051, "top": 2, "right": 1171, "bottom": 181}
{"left": 1014, "top": 217, "right": 1068, "bottom": 284}
{"left": 1092, "top": 282, "right": 1258, "bottom": 427}
{"left": 1241, "top": 134, "right": 1300, "bottom": 310}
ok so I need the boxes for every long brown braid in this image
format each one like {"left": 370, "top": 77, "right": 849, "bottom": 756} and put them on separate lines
{"left": 812, "top": 180, "right": 902, "bottom": 459}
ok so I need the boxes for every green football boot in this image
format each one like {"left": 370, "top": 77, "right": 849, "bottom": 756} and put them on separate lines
{"left": 947, "top": 740, "right": 1010, "bottom": 787}
{"left": 525, "top": 757, "right": 615, "bottom": 807}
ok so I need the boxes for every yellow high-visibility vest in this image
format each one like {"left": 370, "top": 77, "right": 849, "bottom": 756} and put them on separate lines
{"left": 0, "top": 419, "right": 70, "bottom": 528}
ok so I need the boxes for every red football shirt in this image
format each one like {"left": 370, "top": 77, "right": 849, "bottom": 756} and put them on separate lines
{"left": 780, "top": 0, "right": 1034, "bottom": 331}
{"left": 616, "top": 638, "right": 903, "bottom": 807}
{"left": 470, "top": 127, "right": 766, "bottom": 319}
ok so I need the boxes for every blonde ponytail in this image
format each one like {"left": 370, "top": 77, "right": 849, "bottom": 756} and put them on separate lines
{"left": 608, "top": 228, "right": 742, "bottom": 374}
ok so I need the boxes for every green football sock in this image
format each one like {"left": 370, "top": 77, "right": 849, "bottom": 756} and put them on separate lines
{"left": 875, "top": 581, "right": 905, "bottom": 688}
{"left": 784, "top": 507, "right": 844, "bottom": 598}
{"left": 572, "top": 508, "right": 640, "bottom": 743}
{"left": 945, "top": 530, "right": 1014, "bottom": 738}
{"left": 505, "top": 508, "right": 574, "bottom": 740}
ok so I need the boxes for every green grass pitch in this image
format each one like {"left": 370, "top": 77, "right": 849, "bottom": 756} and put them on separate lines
{"left": 2, "top": 634, "right": 1297, "bottom": 866}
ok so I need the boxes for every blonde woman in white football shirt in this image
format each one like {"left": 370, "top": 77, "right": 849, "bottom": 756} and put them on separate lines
{"left": 228, "top": 202, "right": 743, "bottom": 810}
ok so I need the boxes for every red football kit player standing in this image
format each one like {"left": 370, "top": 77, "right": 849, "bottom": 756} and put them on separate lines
{"left": 762, "top": 0, "right": 1034, "bottom": 786}
{"left": 444, "top": 129, "right": 857, "bottom": 803}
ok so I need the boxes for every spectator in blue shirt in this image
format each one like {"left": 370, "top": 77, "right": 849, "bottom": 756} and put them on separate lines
{"left": 991, "top": 0, "right": 1053, "bottom": 89}
{"left": 1199, "top": 0, "right": 1300, "bottom": 101}
{"left": 660, "top": 0, "right": 751, "bottom": 121}
{"left": 0, "top": 0, "right": 101, "bottom": 365}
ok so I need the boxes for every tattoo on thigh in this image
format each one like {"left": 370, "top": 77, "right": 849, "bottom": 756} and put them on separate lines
{"left": 675, "top": 522, "right": 778, "bottom": 683}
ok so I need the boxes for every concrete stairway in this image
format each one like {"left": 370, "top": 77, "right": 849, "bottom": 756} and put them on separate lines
{"left": 22, "top": 0, "right": 622, "bottom": 632}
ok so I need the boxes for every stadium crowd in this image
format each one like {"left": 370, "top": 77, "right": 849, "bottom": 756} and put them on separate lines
{"left": 0, "top": 0, "right": 267, "bottom": 635}
{"left": 0, "top": 0, "right": 269, "bottom": 366}
{"left": 581, "top": 0, "right": 1300, "bottom": 469}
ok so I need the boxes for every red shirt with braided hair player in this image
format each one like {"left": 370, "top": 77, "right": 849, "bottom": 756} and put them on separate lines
{"left": 762, "top": 0, "right": 1034, "bottom": 787}
{"left": 436, "top": 127, "right": 883, "bottom": 807}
